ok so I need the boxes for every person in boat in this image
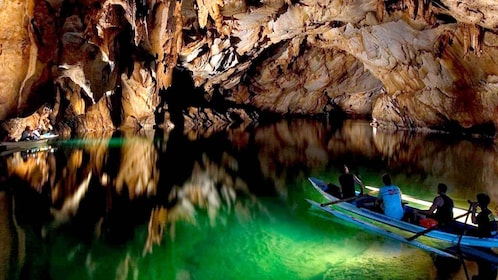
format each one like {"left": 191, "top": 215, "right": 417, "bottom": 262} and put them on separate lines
{"left": 414, "top": 183, "right": 454, "bottom": 228}
{"left": 323, "top": 182, "right": 342, "bottom": 198}
{"left": 32, "top": 127, "right": 41, "bottom": 140}
{"left": 470, "top": 193, "right": 497, "bottom": 238}
{"left": 20, "top": 126, "right": 31, "bottom": 140}
{"left": 338, "top": 165, "right": 364, "bottom": 199}
{"left": 20, "top": 126, "right": 40, "bottom": 141}
{"left": 469, "top": 193, "right": 498, "bottom": 280}
{"left": 375, "top": 174, "right": 404, "bottom": 220}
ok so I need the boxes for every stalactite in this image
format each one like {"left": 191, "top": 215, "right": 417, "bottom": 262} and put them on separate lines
{"left": 418, "top": 0, "right": 433, "bottom": 22}
{"left": 397, "top": 0, "right": 433, "bottom": 23}
{"left": 406, "top": 0, "right": 417, "bottom": 20}
{"left": 459, "top": 23, "right": 482, "bottom": 57}
{"left": 151, "top": 0, "right": 184, "bottom": 90}
{"left": 196, "top": 0, "right": 224, "bottom": 35}
{"left": 469, "top": 24, "right": 482, "bottom": 57}
{"left": 376, "top": 0, "right": 385, "bottom": 23}
{"left": 459, "top": 23, "right": 470, "bottom": 56}
{"left": 422, "top": 0, "right": 435, "bottom": 25}
{"left": 416, "top": 0, "right": 424, "bottom": 20}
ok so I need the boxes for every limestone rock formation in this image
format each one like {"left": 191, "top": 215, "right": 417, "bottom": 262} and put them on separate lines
{"left": 0, "top": 0, "right": 497, "bottom": 137}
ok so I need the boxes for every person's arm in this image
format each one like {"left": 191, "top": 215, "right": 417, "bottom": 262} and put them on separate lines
{"left": 32, "top": 129, "right": 40, "bottom": 139}
{"left": 375, "top": 189, "right": 383, "bottom": 208}
{"left": 418, "top": 196, "right": 443, "bottom": 215}
{"left": 471, "top": 202, "right": 479, "bottom": 224}
{"left": 353, "top": 174, "right": 365, "bottom": 195}
{"left": 398, "top": 189, "right": 403, "bottom": 208}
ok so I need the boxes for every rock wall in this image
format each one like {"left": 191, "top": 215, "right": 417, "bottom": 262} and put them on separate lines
{"left": 0, "top": 0, "right": 497, "bottom": 136}
{"left": 0, "top": 0, "right": 35, "bottom": 120}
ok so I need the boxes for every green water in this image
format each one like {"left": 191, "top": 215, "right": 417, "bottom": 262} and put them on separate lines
{"left": 2, "top": 119, "right": 496, "bottom": 279}
{"left": 40, "top": 184, "right": 436, "bottom": 280}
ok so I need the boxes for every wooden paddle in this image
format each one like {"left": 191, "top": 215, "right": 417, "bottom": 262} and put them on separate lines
{"left": 406, "top": 211, "right": 472, "bottom": 241}
{"left": 319, "top": 189, "right": 378, "bottom": 207}
{"left": 320, "top": 195, "right": 362, "bottom": 207}
{"left": 457, "top": 202, "right": 475, "bottom": 246}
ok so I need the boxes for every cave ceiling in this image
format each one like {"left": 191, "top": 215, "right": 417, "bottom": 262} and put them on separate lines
{"left": 0, "top": 0, "right": 497, "bottom": 137}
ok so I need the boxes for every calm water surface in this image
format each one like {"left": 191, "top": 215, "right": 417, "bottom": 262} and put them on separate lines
{"left": 1, "top": 119, "right": 497, "bottom": 280}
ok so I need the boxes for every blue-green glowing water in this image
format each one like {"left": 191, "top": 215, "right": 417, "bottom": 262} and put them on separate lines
{"left": 44, "top": 184, "right": 437, "bottom": 280}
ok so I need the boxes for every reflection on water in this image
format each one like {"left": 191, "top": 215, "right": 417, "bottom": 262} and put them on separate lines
{"left": 1, "top": 119, "right": 497, "bottom": 279}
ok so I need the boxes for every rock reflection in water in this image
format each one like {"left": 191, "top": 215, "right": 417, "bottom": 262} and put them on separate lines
{"left": 371, "top": 126, "right": 498, "bottom": 204}
{"left": 6, "top": 152, "right": 52, "bottom": 193}
{"left": 143, "top": 151, "right": 263, "bottom": 255}
{"left": 1, "top": 119, "right": 498, "bottom": 279}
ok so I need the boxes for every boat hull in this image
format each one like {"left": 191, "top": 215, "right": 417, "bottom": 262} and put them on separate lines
{"left": 0, "top": 134, "right": 58, "bottom": 156}
{"left": 306, "top": 198, "right": 457, "bottom": 258}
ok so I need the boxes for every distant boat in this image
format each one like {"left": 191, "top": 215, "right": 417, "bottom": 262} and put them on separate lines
{"left": 0, "top": 134, "right": 58, "bottom": 155}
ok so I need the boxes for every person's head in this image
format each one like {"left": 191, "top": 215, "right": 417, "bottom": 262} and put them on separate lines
{"left": 477, "top": 193, "right": 491, "bottom": 208}
{"left": 343, "top": 165, "right": 349, "bottom": 174}
{"left": 382, "top": 174, "right": 391, "bottom": 186}
{"left": 437, "top": 183, "right": 447, "bottom": 194}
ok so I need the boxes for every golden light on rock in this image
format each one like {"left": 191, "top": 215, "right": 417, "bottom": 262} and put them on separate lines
{"left": 0, "top": 0, "right": 496, "bottom": 137}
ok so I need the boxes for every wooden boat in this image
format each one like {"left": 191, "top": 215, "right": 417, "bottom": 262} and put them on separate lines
{"left": 307, "top": 177, "right": 498, "bottom": 249}
{"left": 0, "top": 144, "right": 55, "bottom": 157}
{"left": 0, "top": 134, "right": 58, "bottom": 155}
{"left": 446, "top": 245, "right": 498, "bottom": 264}
{"left": 1, "top": 138, "right": 48, "bottom": 149}
{"left": 306, "top": 199, "right": 457, "bottom": 258}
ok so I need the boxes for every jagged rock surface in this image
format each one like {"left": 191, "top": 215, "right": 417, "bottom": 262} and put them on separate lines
{"left": 0, "top": 0, "right": 497, "bottom": 136}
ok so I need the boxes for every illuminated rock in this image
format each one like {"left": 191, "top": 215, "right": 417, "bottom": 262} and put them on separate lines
{"left": 0, "top": 0, "right": 496, "bottom": 135}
